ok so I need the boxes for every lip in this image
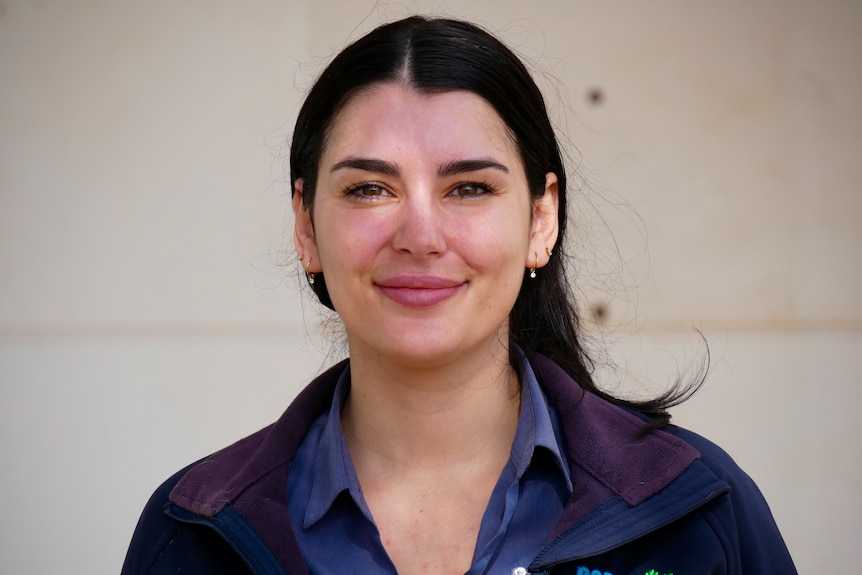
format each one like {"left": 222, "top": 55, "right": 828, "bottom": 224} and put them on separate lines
{"left": 376, "top": 275, "right": 466, "bottom": 309}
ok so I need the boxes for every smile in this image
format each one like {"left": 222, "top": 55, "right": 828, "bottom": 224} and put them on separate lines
{"left": 375, "top": 276, "right": 466, "bottom": 309}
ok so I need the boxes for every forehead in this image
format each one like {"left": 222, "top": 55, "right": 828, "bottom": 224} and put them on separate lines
{"left": 321, "top": 82, "right": 520, "bottom": 165}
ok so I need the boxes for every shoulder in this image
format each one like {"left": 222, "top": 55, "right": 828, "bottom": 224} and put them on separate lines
{"left": 663, "top": 425, "right": 751, "bottom": 485}
{"left": 121, "top": 460, "right": 262, "bottom": 575}
{"left": 121, "top": 360, "right": 347, "bottom": 574}
{"left": 530, "top": 353, "right": 797, "bottom": 571}
{"left": 662, "top": 424, "right": 798, "bottom": 572}
{"left": 663, "top": 423, "right": 778, "bottom": 520}
{"left": 169, "top": 360, "right": 347, "bottom": 516}
{"left": 121, "top": 463, "right": 196, "bottom": 574}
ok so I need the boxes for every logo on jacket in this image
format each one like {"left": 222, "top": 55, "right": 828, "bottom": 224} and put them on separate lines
{"left": 576, "top": 568, "right": 673, "bottom": 575}
{"left": 576, "top": 568, "right": 612, "bottom": 575}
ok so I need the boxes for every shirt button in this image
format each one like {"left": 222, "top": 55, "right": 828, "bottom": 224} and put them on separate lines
{"left": 511, "top": 568, "right": 529, "bottom": 575}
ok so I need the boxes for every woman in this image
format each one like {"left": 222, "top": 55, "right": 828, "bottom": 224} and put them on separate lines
{"left": 122, "top": 16, "right": 796, "bottom": 575}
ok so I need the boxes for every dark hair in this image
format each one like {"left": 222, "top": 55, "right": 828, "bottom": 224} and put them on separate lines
{"left": 289, "top": 16, "right": 701, "bottom": 424}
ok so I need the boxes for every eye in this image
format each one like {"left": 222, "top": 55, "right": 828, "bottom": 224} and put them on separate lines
{"left": 447, "top": 181, "right": 495, "bottom": 198}
{"left": 345, "top": 182, "right": 391, "bottom": 201}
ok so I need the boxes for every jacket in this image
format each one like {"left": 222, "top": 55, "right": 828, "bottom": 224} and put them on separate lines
{"left": 121, "top": 353, "right": 797, "bottom": 574}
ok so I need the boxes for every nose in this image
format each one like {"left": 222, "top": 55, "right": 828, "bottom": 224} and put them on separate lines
{"left": 392, "top": 193, "right": 447, "bottom": 256}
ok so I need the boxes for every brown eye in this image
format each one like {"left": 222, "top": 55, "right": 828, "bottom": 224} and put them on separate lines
{"left": 347, "top": 183, "right": 390, "bottom": 200}
{"left": 448, "top": 182, "right": 491, "bottom": 198}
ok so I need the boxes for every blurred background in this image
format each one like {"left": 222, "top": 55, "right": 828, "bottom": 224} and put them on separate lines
{"left": 1, "top": 0, "right": 860, "bottom": 572}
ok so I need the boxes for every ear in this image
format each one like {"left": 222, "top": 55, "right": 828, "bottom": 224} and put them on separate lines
{"left": 526, "top": 172, "right": 560, "bottom": 270}
{"left": 292, "top": 179, "right": 322, "bottom": 272}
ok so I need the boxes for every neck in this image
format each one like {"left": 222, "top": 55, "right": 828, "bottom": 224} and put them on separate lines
{"left": 341, "top": 345, "right": 521, "bottom": 473}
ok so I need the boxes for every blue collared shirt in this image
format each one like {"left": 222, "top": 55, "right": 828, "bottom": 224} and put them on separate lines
{"left": 287, "top": 353, "right": 573, "bottom": 574}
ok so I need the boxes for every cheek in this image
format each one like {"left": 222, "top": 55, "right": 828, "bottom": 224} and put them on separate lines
{"left": 462, "top": 209, "right": 531, "bottom": 265}
{"left": 315, "top": 212, "right": 385, "bottom": 274}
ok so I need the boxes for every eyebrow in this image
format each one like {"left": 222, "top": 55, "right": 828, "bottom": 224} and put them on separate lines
{"left": 329, "top": 156, "right": 509, "bottom": 177}
{"left": 437, "top": 158, "right": 509, "bottom": 177}
{"left": 330, "top": 157, "right": 399, "bottom": 176}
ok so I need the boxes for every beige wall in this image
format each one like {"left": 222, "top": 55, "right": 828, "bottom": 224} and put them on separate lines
{"left": 1, "top": 0, "right": 860, "bottom": 572}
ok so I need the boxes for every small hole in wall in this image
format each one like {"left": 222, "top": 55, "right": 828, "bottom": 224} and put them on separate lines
{"left": 587, "top": 87, "right": 605, "bottom": 106}
{"left": 591, "top": 302, "right": 609, "bottom": 324}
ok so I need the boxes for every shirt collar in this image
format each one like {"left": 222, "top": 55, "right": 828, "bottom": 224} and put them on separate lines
{"left": 303, "top": 365, "right": 370, "bottom": 527}
{"left": 511, "top": 346, "right": 574, "bottom": 492}
{"left": 303, "top": 351, "right": 573, "bottom": 528}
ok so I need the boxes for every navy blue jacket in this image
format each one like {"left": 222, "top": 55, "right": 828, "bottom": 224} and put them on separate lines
{"left": 122, "top": 354, "right": 797, "bottom": 574}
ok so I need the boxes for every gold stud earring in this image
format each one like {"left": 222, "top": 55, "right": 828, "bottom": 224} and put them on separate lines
{"left": 546, "top": 247, "right": 553, "bottom": 257}
{"left": 305, "top": 259, "right": 315, "bottom": 285}
{"left": 298, "top": 253, "right": 304, "bottom": 262}
{"left": 530, "top": 252, "right": 538, "bottom": 279}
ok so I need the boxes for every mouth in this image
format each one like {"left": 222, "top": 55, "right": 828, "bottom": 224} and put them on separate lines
{"left": 375, "top": 275, "right": 466, "bottom": 309}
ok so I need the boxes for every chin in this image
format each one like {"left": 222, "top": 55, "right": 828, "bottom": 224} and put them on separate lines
{"left": 367, "top": 329, "right": 508, "bottom": 370}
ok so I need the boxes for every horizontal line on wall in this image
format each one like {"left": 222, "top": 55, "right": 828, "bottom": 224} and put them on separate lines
{"left": 0, "top": 322, "right": 315, "bottom": 337}
{"left": 591, "top": 317, "right": 862, "bottom": 334}
{"left": 0, "top": 317, "right": 860, "bottom": 337}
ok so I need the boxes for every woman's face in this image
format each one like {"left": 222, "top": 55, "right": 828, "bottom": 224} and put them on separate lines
{"left": 294, "top": 82, "right": 558, "bottom": 369}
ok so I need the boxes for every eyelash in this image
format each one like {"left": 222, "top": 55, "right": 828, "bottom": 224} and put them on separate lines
{"left": 343, "top": 182, "right": 389, "bottom": 201}
{"left": 342, "top": 180, "right": 498, "bottom": 201}
{"left": 447, "top": 180, "right": 497, "bottom": 198}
